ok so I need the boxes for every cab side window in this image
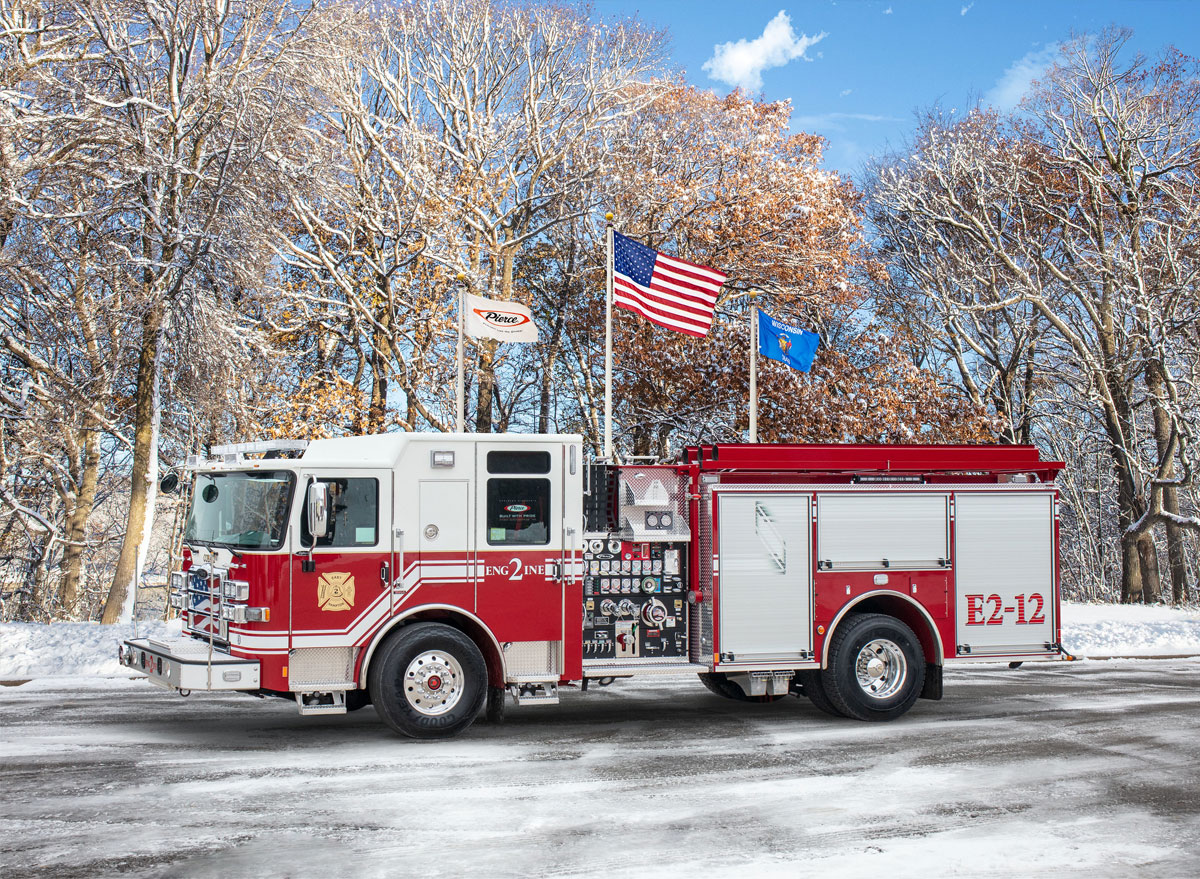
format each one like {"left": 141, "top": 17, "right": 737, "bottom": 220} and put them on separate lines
{"left": 486, "top": 478, "right": 550, "bottom": 546}
{"left": 485, "top": 451, "right": 552, "bottom": 546}
{"left": 301, "top": 478, "right": 379, "bottom": 547}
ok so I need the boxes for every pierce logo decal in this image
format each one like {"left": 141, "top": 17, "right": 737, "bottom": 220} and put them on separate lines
{"left": 473, "top": 308, "right": 531, "bottom": 328}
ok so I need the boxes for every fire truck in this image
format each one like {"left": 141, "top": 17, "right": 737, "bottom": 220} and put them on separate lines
{"left": 121, "top": 434, "right": 1065, "bottom": 738}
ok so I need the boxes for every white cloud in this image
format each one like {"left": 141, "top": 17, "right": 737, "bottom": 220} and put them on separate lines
{"left": 985, "top": 43, "right": 1060, "bottom": 111}
{"left": 961, "top": 2, "right": 974, "bottom": 14}
{"left": 702, "top": 11, "right": 827, "bottom": 91}
{"left": 792, "top": 111, "right": 904, "bottom": 133}
{"left": 884, "top": 6, "right": 893, "bottom": 13}
{"left": 840, "top": 88, "right": 853, "bottom": 97}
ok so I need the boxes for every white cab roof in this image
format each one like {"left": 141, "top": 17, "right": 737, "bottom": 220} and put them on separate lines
{"left": 298, "top": 432, "right": 584, "bottom": 469}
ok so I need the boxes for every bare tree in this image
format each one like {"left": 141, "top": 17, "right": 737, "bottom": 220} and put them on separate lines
{"left": 869, "top": 30, "right": 1200, "bottom": 602}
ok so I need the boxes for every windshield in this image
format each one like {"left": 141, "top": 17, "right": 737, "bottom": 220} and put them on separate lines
{"left": 184, "top": 470, "right": 296, "bottom": 550}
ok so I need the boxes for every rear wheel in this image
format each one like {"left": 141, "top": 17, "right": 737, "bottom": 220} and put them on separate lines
{"left": 794, "top": 670, "right": 844, "bottom": 717}
{"left": 698, "top": 672, "right": 786, "bottom": 703}
{"left": 820, "top": 613, "right": 924, "bottom": 722}
{"left": 368, "top": 623, "right": 487, "bottom": 739}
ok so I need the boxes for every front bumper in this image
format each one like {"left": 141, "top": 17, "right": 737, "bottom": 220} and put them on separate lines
{"left": 121, "top": 637, "right": 261, "bottom": 691}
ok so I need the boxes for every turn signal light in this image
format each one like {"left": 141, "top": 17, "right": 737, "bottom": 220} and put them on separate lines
{"left": 221, "top": 605, "right": 270, "bottom": 623}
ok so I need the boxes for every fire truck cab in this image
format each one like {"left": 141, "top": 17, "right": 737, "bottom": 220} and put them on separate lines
{"left": 121, "top": 433, "right": 1065, "bottom": 738}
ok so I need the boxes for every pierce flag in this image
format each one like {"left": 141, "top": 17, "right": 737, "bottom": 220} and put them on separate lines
{"left": 463, "top": 292, "right": 538, "bottom": 343}
{"left": 758, "top": 310, "right": 819, "bottom": 372}
{"left": 612, "top": 231, "right": 725, "bottom": 337}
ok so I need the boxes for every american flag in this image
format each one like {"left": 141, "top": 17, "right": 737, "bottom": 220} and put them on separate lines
{"left": 612, "top": 231, "right": 726, "bottom": 337}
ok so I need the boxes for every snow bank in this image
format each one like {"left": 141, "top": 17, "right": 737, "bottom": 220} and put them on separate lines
{"left": 0, "top": 618, "right": 180, "bottom": 678}
{"left": 1060, "top": 602, "right": 1200, "bottom": 657}
{"left": 1, "top": 603, "right": 1198, "bottom": 679}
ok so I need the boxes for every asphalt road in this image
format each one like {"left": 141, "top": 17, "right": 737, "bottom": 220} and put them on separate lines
{"left": 2, "top": 660, "right": 1199, "bottom": 878}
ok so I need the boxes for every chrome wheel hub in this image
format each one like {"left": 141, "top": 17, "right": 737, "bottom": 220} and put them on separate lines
{"left": 854, "top": 638, "right": 907, "bottom": 699}
{"left": 404, "top": 650, "right": 464, "bottom": 716}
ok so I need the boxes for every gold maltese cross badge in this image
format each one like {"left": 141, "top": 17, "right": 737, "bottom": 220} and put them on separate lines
{"left": 317, "top": 572, "right": 355, "bottom": 612}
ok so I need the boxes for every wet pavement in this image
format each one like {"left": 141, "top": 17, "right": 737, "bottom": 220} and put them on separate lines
{"left": 1, "top": 659, "right": 1198, "bottom": 878}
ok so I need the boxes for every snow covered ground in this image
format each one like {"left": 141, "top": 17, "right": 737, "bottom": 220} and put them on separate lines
{"left": 2, "top": 659, "right": 1199, "bottom": 878}
{"left": 2, "top": 603, "right": 1200, "bottom": 877}
{"left": 1, "top": 602, "right": 1198, "bottom": 678}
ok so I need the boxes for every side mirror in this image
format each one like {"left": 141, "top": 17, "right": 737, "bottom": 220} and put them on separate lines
{"left": 159, "top": 472, "right": 180, "bottom": 494}
{"left": 307, "top": 481, "right": 329, "bottom": 539}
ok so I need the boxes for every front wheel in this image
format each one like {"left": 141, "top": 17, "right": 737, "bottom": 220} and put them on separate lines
{"left": 368, "top": 623, "right": 488, "bottom": 739}
{"left": 820, "top": 613, "right": 924, "bottom": 722}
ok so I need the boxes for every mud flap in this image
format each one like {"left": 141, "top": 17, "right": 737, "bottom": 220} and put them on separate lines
{"left": 484, "top": 685, "right": 506, "bottom": 723}
{"left": 920, "top": 663, "right": 943, "bottom": 700}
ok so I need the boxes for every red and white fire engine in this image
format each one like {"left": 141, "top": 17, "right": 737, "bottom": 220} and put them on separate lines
{"left": 121, "top": 434, "right": 1066, "bottom": 738}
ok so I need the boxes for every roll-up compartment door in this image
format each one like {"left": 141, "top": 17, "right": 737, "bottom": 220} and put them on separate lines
{"left": 953, "top": 492, "right": 1055, "bottom": 655}
{"left": 716, "top": 493, "right": 812, "bottom": 661}
{"left": 817, "top": 493, "right": 949, "bottom": 571}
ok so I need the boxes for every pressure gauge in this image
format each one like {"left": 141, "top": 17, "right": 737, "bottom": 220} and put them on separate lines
{"left": 640, "top": 577, "right": 657, "bottom": 594}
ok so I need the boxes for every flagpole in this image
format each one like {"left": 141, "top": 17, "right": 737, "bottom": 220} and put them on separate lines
{"left": 749, "top": 295, "right": 758, "bottom": 443}
{"left": 455, "top": 272, "right": 465, "bottom": 433}
{"left": 604, "top": 213, "right": 614, "bottom": 459}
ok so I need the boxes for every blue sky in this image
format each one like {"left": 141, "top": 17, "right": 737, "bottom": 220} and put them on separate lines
{"left": 594, "top": 0, "right": 1200, "bottom": 179}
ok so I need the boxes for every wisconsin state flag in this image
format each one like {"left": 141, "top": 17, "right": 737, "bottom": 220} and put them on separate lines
{"left": 758, "top": 310, "right": 819, "bottom": 372}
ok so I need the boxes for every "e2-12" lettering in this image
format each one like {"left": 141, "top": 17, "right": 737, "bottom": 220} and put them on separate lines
{"left": 964, "top": 593, "right": 1046, "bottom": 626}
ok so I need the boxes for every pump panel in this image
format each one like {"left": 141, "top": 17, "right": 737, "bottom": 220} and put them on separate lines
{"left": 581, "top": 539, "right": 689, "bottom": 660}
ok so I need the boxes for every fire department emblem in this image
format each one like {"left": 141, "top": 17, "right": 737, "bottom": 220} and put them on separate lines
{"left": 318, "top": 572, "right": 355, "bottom": 612}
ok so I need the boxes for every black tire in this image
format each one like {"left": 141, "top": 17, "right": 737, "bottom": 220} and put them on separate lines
{"left": 794, "top": 670, "right": 845, "bottom": 717}
{"left": 698, "top": 672, "right": 787, "bottom": 703}
{"left": 368, "top": 623, "right": 488, "bottom": 739}
{"left": 484, "top": 685, "right": 507, "bottom": 724}
{"left": 820, "top": 613, "right": 925, "bottom": 722}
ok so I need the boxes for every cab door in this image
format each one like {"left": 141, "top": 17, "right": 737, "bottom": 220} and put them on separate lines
{"left": 289, "top": 470, "right": 393, "bottom": 651}
{"left": 473, "top": 441, "right": 566, "bottom": 646}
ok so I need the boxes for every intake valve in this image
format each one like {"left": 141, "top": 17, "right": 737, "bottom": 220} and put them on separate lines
{"left": 617, "top": 598, "right": 636, "bottom": 618}
{"left": 641, "top": 598, "right": 668, "bottom": 627}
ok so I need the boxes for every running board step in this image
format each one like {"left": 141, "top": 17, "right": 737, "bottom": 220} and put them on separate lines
{"left": 508, "top": 682, "right": 559, "bottom": 706}
{"left": 295, "top": 691, "right": 347, "bottom": 716}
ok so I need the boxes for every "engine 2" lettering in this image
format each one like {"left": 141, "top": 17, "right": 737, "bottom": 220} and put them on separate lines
{"left": 964, "top": 593, "right": 1046, "bottom": 626}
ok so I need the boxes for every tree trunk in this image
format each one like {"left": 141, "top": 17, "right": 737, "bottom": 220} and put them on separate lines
{"left": 474, "top": 341, "right": 497, "bottom": 432}
{"left": 1136, "top": 531, "right": 1161, "bottom": 604}
{"left": 102, "top": 305, "right": 165, "bottom": 624}
{"left": 57, "top": 425, "right": 102, "bottom": 616}
{"left": 367, "top": 297, "right": 392, "bottom": 434}
{"left": 1146, "top": 361, "right": 1189, "bottom": 604}
{"left": 1119, "top": 527, "right": 1143, "bottom": 604}
{"left": 538, "top": 300, "right": 567, "bottom": 434}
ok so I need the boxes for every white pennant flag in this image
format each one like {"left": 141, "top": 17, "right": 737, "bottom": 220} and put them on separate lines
{"left": 463, "top": 292, "right": 539, "bottom": 343}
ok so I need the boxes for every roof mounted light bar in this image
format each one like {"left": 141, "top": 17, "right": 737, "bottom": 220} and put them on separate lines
{"left": 186, "top": 439, "right": 310, "bottom": 468}
{"left": 210, "top": 439, "right": 310, "bottom": 457}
